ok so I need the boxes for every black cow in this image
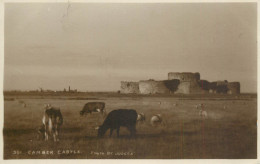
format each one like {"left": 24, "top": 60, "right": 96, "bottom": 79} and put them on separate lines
{"left": 97, "top": 109, "right": 137, "bottom": 138}
{"left": 80, "top": 102, "right": 106, "bottom": 116}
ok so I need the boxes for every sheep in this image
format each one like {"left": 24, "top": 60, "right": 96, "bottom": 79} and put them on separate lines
{"left": 150, "top": 114, "right": 163, "bottom": 126}
{"left": 199, "top": 110, "right": 208, "bottom": 119}
{"left": 18, "top": 100, "right": 27, "bottom": 108}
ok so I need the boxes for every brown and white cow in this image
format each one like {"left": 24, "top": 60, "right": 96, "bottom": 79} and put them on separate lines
{"left": 42, "top": 104, "right": 63, "bottom": 142}
{"left": 80, "top": 102, "right": 106, "bottom": 116}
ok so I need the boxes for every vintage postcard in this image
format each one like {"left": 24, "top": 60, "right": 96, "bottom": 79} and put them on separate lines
{"left": 1, "top": 1, "right": 258, "bottom": 161}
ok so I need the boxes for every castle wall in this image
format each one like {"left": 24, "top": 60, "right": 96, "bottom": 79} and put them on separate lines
{"left": 119, "top": 72, "right": 240, "bottom": 95}
{"left": 175, "top": 81, "right": 190, "bottom": 94}
{"left": 120, "top": 81, "right": 139, "bottom": 94}
{"left": 227, "top": 82, "right": 240, "bottom": 94}
{"left": 139, "top": 80, "right": 172, "bottom": 94}
{"left": 163, "top": 79, "right": 180, "bottom": 92}
{"left": 175, "top": 80, "right": 208, "bottom": 94}
{"left": 168, "top": 72, "right": 208, "bottom": 94}
{"left": 198, "top": 80, "right": 211, "bottom": 90}
{"left": 209, "top": 81, "right": 229, "bottom": 94}
{"left": 190, "top": 80, "right": 209, "bottom": 94}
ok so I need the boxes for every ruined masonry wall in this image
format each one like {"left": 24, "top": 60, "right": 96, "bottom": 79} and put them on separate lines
{"left": 139, "top": 80, "right": 171, "bottom": 94}
{"left": 175, "top": 81, "right": 190, "bottom": 94}
{"left": 227, "top": 82, "right": 240, "bottom": 94}
{"left": 120, "top": 72, "right": 240, "bottom": 94}
{"left": 120, "top": 82, "right": 139, "bottom": 94}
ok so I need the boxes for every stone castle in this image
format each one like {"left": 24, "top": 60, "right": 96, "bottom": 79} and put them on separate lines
{"left": 120, "top": 72, "right": 240, "bottom": 94}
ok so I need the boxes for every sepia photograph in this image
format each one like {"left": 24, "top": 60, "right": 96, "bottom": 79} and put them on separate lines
{"left": 2, "top": 1, "right": 257, "bottom": 160}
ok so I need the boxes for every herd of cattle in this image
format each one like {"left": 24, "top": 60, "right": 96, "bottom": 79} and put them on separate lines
{"left": 37, "top": 101, "right": 207, "bottom": 142}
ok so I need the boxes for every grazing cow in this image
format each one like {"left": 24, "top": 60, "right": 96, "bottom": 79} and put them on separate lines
{"left": 150, "top": 114, "right": 163, "bottom": 126}
{"left": 137, "top": 113, "right": 146, "bottom": 124}
{"left": 42, "top": 105, "right": 63, "bottom": 142}
{"left": 97, "top": 109, "right": 137, "bottom": 137}
{"left": 80, "top": 102, "right": 106, "bottom": 116}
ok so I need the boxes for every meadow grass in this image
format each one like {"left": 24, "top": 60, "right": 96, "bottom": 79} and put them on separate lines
{"left": 3, "top": 94, "right": 257, "bottom": 159}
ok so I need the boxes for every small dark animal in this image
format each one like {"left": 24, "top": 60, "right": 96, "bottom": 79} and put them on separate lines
{"left": 97, "top": 109, "right": 137, "bottom": 138}
{"left": 43, "top": 105, "right": 63, "bottom": 142}
{"left": 36, "top": 124, "right": 45, "bottom": 140}
{"left": 80, "top": 102, "right": 106, "bottom": 116}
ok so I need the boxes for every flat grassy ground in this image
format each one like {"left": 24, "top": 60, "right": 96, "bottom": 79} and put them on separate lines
{"left": 3, "top": 93, "right": 257, "bottom": 159}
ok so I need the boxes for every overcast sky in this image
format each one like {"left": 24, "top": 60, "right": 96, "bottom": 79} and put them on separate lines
{"left": 4, "top": 3, "right": 257, "bottom": 92}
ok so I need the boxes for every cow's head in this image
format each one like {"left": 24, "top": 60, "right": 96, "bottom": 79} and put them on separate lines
{"left": 97, "top": 126, "right": 105, "bottom": 137}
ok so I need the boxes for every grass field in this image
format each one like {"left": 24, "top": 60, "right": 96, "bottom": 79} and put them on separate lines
{"left": 3, "top": 93, "right": 257, "bottom": 159}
